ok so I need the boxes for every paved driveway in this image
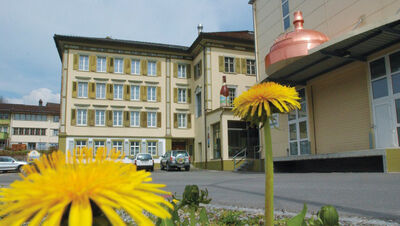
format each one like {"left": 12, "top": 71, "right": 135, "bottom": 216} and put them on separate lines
{"left": 1, "top": 170, "right": 400, "bottom": 222}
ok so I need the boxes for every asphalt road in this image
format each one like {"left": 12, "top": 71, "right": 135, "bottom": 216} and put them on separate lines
{"left": 1, "top": 170, "right": 399, "bottom": 222}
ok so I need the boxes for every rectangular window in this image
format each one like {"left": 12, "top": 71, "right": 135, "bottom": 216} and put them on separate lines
{"left": 114, "top": 84, "right": 123, "bottom": 100}
{"left": 79, "top": 55, "right": 89, "bottom": 71}
{"left": 247, "top": 59, "right": 256, "bottom": 75}
{"left": 41, "top": 129, "right": 46, "bottom": 136}
{"left": 114, "top": 58, "right": 123, "bottom": 73}
{"left": 148, "top": 61, "right": 156, "bottom": 76}
{"left": 130, "top": 111, "right": 140, "bottom": 127}
{"left": 224, "top": 57, "right": 235, "bottom": 73}
{"left": 76, "top": 140, "right": 87, "bottom": 150}
{"left": 112, "top": 141, "right": 123, "bottom": 152}
{"left": 77, "top": 109, "right": 87, "bottom": 126}
{"left": 282, "top": 0, "right": 290, "bottom": 30}
{"left": 147, "top": 112, "right": 156, "bottom": 127}
{"left": 96, "top": 83, "right": 106, "bottom": 99}
{"left": 78, "top": 82, "right": 88, "bottom": 98}
{"left": 131, "top": 59, "right": 140, "bottom": 75}
{"left": 97, "top": 56, "right": 107, "bottom": 72}
{"left": 130, "top": 141, "right": 140, "bottom": 156}
{"left": 178, "top": 88, "right": 187, "bottom": 103}
{"left": 178, "top": 113, "right": 187, "bottom": 128}
{"left": 95, "top": 110, "right": 105, "bottom": 126}
{"left": 194, "top": 62, "right": 201, "bottom": 79}
{"left": 178, "top": 64, "right": 187, "bottom": 78}
{"left": 113, "top": 111, "right": 123, "bottom": 127}
{"left": 130, "top": 85, "right": 140, "bottom": 101}
{"left": 52, "top": 129, "right": 59, "bottom": 136}
{"left": 147, "top": 86, "right": 156, "bottom": 101}
{"left": 196, "top": 91, "right": 202, "bottom": 117}
{"left": 53, "top": 116, "right": 59, "bottom": 122}
{"left": 228, "top": 88, "right": 236, "bottom": 107}
{"left": 0, "top": 113, "right": 9, "bottom": 120}
{"left": 94, "top": 141, "right": 105, "bottom": 154}
{"left": 147, "top": 141, "right": 157, "bottom": 155}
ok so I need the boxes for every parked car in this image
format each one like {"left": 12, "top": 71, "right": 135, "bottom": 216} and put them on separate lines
{"left": 134, "top": 153, "right": 154, "bottom": 171}
{"left": 0, "top": 156, "right": 27, "bottom": 173}
{"left": 160, "top": 150, "right": 190, "bottom": 171}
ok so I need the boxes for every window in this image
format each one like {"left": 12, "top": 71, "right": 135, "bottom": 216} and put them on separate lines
{"left": 224, "top": 57, "right": 234, "bottom": 73}
{"left": 194, "top": 62, "right": 201, "bottom": 79}
{"left": 177, "top": 113, "right": 187, "bottom": 128}
{"left": 78, "top": 82, "right": 88, "bottom": 98}
{"left": 178, "top": 88, "right": 187, "bottom": 103}
{"left": 114, "top": 84, "right": 123, "bottom": 100}
{"left": 53, "top": 116, "right": 59, "bottom": 122}
{"left": 130, "top": 111, "right": 140, "bottom": 127}
{"left": 147, "top": 141, "right": 157, "bottom": 155}
{"left": 228, "top": 88, "right": 236, "bottom": 107}
{"left": 76, "top": 140, "right": 87, "bottom": 150}
{"left": 97, "top": 56, "right": 107, "bottom": 72}
{"left": 148, "top": 61, "right": 156, "bottom": 76}
{"left": 52, "top": 129, "right": 59, "bottom": 136}
{"left": 77, "top": 109, "right": 87, "bottom": 126}
{"left": 113, "top": 111, "right": 123, "bottom": 127}
{"left": 79, "top": 55, "right": 89, "bottom": 71}
{"left": 178, "top": 64, "right": 187, "bottom": 78}
{"left": 130, "top": 141, "right": 140, "bottom": 156}
{"left": 195, "top": 90, "right": 202, "bottom": 117}
{"left": 95, "top": 110, "right": 105, "bottom": 126}
{"left": 112, "top": 141, "right": 123, "bottom": 152}
{"left": 0, "top": 113, "right": 9, "bottom": 120}
{"left": 282, "top": 0, "right": 290, "bottom": 30}
{"left": 247, "top": 59, "right": 256, "bottom": 75}
{"left": 212, "top": 123, "right": 221, "bottom": 159}
{"left": 96, "top": 83, "right": 106, "bottom": 99}
{"left": 94, "top": 141, "right": 105, "bottom": 154}
{"left": 147, "top": 112, "right": 156, "bottom": 127}
{"left": 270, "top": 113, "right": 279, "bottom": 128}
{"left": 114, "top": 58, "right": 123, "bottom": 73}
{"left": 130, "top": 85, "right": 140, "bottom": 101}
{"left": 147, "top": 86, "right": 156, "bottom": 102}
{"left": 288, "top": 88, "right": 310, "bottom": 155}
{"left": 131, "top": 59, "right": 140, "bottom": 75}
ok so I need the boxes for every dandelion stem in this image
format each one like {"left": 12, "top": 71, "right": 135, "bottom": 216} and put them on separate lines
{"left": 264, "top": 119, "right": 274, "bottom": 226}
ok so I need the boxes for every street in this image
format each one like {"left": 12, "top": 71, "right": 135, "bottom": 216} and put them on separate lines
{"left": 1, "top": 170, "right": 400, "bottom": 222}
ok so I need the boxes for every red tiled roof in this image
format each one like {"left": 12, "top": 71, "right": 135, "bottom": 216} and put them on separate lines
{"left": 0, "top": 103, "right": 60, "bottom": 115}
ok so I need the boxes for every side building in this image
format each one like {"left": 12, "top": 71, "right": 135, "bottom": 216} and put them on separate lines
{"left": 0, "top": 101, "right": 60, "bottom": 150}
{"left": 54, "top": 30, "right": 257, "bottom": 169}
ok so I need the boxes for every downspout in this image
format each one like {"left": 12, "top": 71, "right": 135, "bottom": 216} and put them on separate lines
{"left": 199, "top": 41, "right": 208, "bottom": 169}
{"left": 219, "top": 108, "right": 225, "bottom": 171}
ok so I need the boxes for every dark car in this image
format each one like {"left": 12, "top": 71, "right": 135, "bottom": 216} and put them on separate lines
{"left": 160, "top": 150, "right": 190, "bottom": 171}
{"left": 134, "top": 153, "right": 154, "bottom": 171}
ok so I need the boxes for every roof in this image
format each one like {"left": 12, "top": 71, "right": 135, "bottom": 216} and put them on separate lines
{"left": 0, "top": 103, "right": 60, "bottom": 115}
{"left": 54, "top": 31, "right": 254, "bottom": 59}
{"left": 266, "top": 15, "right": 400, "bottom": 84}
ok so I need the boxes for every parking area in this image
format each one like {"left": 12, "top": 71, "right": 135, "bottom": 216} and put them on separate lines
{"left": 1, "top": 170, "right": 400, "bottom": 222}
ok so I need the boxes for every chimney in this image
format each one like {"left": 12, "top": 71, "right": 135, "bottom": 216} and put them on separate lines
{"left": 197, "top": 24, "right": 203, "bottom": 35}
{"left": 39, "top": 99, "right": 43, "bottom": 106}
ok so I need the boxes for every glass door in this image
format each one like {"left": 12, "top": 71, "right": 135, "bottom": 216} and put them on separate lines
{"left": 288, "top": 88, "right": 310, "bottom": 155}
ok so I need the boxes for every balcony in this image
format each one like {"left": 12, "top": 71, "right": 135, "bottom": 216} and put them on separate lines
{"left": 0, "top": 132, "right": 8, "bottom": 140}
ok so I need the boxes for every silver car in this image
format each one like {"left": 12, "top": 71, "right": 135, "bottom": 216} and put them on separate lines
{"left": 0, "top": 156, "right": 27, "bottom": 173}
{"left": 160, "top": 150, "right": 190, "bottom": 171}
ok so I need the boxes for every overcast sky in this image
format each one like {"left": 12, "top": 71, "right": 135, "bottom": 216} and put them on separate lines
{"left": 0, "top": 0, "right": 253, "bottom": 105}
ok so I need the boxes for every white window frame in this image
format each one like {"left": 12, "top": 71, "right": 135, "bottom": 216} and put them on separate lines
{"left": 113, "top": 111, "right": 123, "bottom": 127}
{"left": 79, "top": 55, "right": 89, "bottom": 71}
{"left": 147, "top": 112, "right": 156, "bottom": 128}
{"left": 130, "top": 141, "right": 140, "bottom": 156}
{"left": 147, "top": 141, "right": 157, "bottom": 155}
{"left": 97, "top": 56, "right": 107, "bottom": 72}
{"left": 178, "top": 88, "right": 187, "bottom": 103}
{"left": 246, "top": 59, "right": 256, "bottom": 75}
{"left": 148, "top": 61, "right": 156, "bottom": 76}
{"left": 147, "top": 86, "right": 156, "bottom": 102}
{"left": 77, "top": 109, "right": 87, "bottom": 126}
{"left": 52, "top": 129, "right": 59, "bottom": 136}
{"left": 131, "top": 59, "right": 140, "bottom": 75}
{"left": 94, "top": 141, "right": 105, "bottom": 154}
{"left": 114, "top": 58, "right": 123, "bottom": 73}
{"left": 224, "top": 57, "right": 235, "bottom": 73}
{"left": 130, "top": 85, "right": 140, "bottom": 101}
{"left": 178, "top": 64, "right": 187, "bottom": 78}
{"left": 95, "top": 110, "right": 105, "bottom": 126}
{"left": 114, "top": 84, "right": 123, "bottom": 100}
{"left": 282, "top": 0, "right": 290, "bottom": 31}
{"left": 76, "top": 140, "right": 87, "bottom": 150}
{"left": 228, "top": 87, "right": 236, "bottom": 107}
{"left": 177, "top": 113, "right": 187, "bottom": 128}
{"left": 96, "top": 83, "right": 106, "bottom": 99}
{"left": 112, "top": 141, "right": 123, "bottom": 152}
{"left": 78, "top": 82, "right": 88, "bottom": 98}
{"left": 130, "top": 111, "right": 140, "bottom": 127}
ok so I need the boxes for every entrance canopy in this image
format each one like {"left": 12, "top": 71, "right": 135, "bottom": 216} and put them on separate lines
{"left": 266, "top": 16, "right": 400, "bottom": 85}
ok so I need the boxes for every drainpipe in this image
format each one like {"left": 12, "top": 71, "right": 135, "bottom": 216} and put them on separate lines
{"left": 198, "top": 40, "right": 208, "bottom": 169}
{"left": 219, "top": 108, "right": 225, "bottom": 171}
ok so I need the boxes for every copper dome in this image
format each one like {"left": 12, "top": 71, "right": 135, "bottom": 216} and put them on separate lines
{"left": 265, "top": 11, "right": 329, "bottom": 74}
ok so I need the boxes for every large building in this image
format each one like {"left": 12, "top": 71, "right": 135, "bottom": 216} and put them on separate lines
{"left": 249, "top": 0, "right": 400, "bottom": 172}
{"left": 54, "top": 30, "right": 258, "bottom": 169}
{"left": 0, "top": 101, "right": 60, "bottom": 150}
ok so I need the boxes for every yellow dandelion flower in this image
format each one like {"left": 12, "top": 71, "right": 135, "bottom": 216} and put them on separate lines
{"left": 233, "top": 82, "right": 301, "bottom": 126}
{"left": 0, "top": 148, "right": 172, "bottom": 226}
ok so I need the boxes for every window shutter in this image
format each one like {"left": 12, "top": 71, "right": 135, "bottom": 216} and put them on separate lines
{"left": 187, "top": 88, "right": 191, "bottom": 104}
{"left": 107, "top": 57, "right": 114, "bottom": 73}
{"left": 157, "top": 87, "right": 161, "bottom": 102}
{"left": 157, "top": 112, "right": 161, "bottom": 128}
{"left": 72, "top": 81, "right": 77, "bottom": 98}
{"left": 124, "top": 85, "right": 130, "bottom": 101}
{"left": 235, "top": 58, "right": 240, "bottom": 74}
{"left": 141, "top": 60, "right": 148, "bottom": 76}
{"left": 106, "top": 84, "right": 113, "bottom": 100}
{"left": 140, "top": 112, "right": 147, "bottom": 128}
{"left": 219, "top": 56, "right": 224, "bottom": 72}
{"left": 156, "top": 61, "right": 161, "bottom": 76}
{"left": 173, "top": 63, "right": 178, "bottom": 78}
{"left": 106, "top": 110, "right": 113, "bottom": 127}
{"left": 71, "top": 109, "right": 76, "bottom": 126}
{"left": 187, "top": 113, "right": 191, "bottom": 128}
{"left": 173, "top": 88, "right": 178, "bottom": 103}
{"left": 186, "top": 64, "right": 191, "bottom": 78}
{"left": 73, "top": 54, "right": 79, "bottom": 70}
{"left": 88, "top": 109, "right": 95, "bottom": 126}
{"left": 124, "top": 58, "right": 131, "bottom": 74}
{"left": 199, "top": 60, "right": 203, "bottom": 75}
{"left": 241, "top": 58, "right": 247, "bottom": 74}
{"left": 89, "top": 56, "right": 96, "bottom": 72}
{"left": 141, "top": 86, "right": 147, "bottom": 101}
{"left": 173, "top": 113, "right": 178, "bottom": 128}
{"left": 124, "top": 111, "right": 130, "bottom": 127}
{"left": 89, "top": 82, "right": 96, "bottom": 99}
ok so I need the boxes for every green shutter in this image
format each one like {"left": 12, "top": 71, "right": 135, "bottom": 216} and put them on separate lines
{"left": 124, "top": 58, "right": 131, "bottom": 74}
{"left": 173, "top": 88, "right": 178, "bottom": 103}
{"left": 235, "top": 58, "right": 240, "bottom": 74}
{"left": 89, "top": 82, "right": 96, "bottom": 99}
{"left": 241, "top": 58, "right": 247, "bottom": 74}
{"left": 141, "top": 60, "right": 148, "bottom": 75}
{"left": 186, "top": 64, "right": 191, "bottom": 78}
{"left": 89, "top": 56, "right": 97, "bottom": 72}
{"left": 124, "top": 85, "right": 130, "bottom": 101}
{"left": 219, "top": 56, "right": 224, "bottom": 72}
{"left": 88, "top": 109, "right": 95, "bottom": 126}
{"left": 156, "top": 61, "right": 161, "bottom": 76}
{"left": 106, "top": 110, "right": 113, "bottom": 127}
{"left": 173, "top": 63, "right": 178, "bottom": 78}
{"left": 71, "top": 109, "right": 76, "bottom": 126}
{"left": 72, "top": 81, "right": 77, "bottom": 98}
{"left": 124, "top": 111, "right": 130, "bottom": 127}
{"left": 187, "top": 113, "right": 191, "bottom": 128}
{"left": 107, "top": 57, "right": 114, "bottom": 73}
{"left": 173, "top": 113, "right": 178, "bottom": 128}
{"left": 187, "top": 88, "right": 191, "bottom": 104}
{"left": 141, "top": 86, "right": 147, "bottom": 101}
{"left": 73, "top": 54, "right": 79, "bottom": 70}
{"left": 140, "top": 112, "right": 147, "bottom": 128}
{"left": 157, "top": 87, "right": 161, "bottom": 102}
{"left": 157, "top": 112, "right": 161, "bottom": 128}
{"left": 106, "top": 84, "right": 113, "bottom": 100}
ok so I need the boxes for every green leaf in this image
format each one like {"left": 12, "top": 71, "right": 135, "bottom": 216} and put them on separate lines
{"left": 156, "top": 218, "right": 174, "bottom": 226}
{"left": 199, "top": 207, "right": 209, "bottom": 225}
{"left": 190, "top": 208, "right": 196, "bottom": 226}
{"left": 287, "top": 204, "right": 307, "bottom": 226}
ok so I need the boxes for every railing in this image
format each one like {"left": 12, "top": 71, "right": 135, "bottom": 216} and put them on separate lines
{"left": 232, "top": 145, "right": 263, "bottom": 170}
{"left": 233, "top": 147, "right": 247, "bottom": 170}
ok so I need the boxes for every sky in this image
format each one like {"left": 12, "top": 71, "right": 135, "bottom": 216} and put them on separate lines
{"left": 0, "top": 0, "right": 253, "bottom": 105}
